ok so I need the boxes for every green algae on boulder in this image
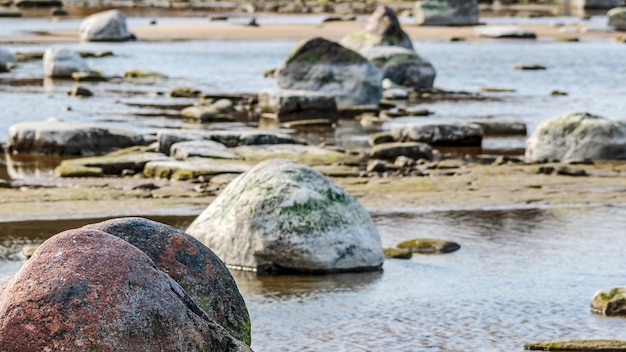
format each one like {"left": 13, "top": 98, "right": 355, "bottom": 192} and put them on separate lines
{"left": 275, "top": 37, "right": 382, "bottom": 107}
{"left": 524, "top": 339, "right": 626, "bottom": 351}
{"left": 396, "top": 238, "right": 460, "bottom": 254}
{"left": 525, "top": 112, "right": 626, "bottom": 162}
{"left": 591, "top": 287, "right": 626, "bottom": 316}
{"left": 83, "top": 217, "right": 251, "bottom": 345}
{"left": 186, "top": 159, "right": 384, "bottom": 274}
{"left": 383, "top": 247, "right": 412, "bottom": 259}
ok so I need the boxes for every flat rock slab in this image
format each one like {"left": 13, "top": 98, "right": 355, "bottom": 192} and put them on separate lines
{"left": 171, "top": 140, "right": 240, "bottom": 160}
{"left": 475, "top": 26, "right": 537, "bottom": 39}
{"left": 391, "top": 122, "right": 483, "bottom": 147}
{"left": 525, "top": 340, "right": 626, "bottom": 351}
{"left": 590, "top": 287, "right": 626, "bottom": 316}
{"left": 144, "top": 158, "right": 251, "bottom": 180}
{"left": 157, "top": 130, "right": 301, "bottom": 155}
{"left": 370, "top": 142, "right": 433, "bottom": 161}
{"left": 396, "top": 238, "right": 461, "bottom": 254}
{"left": 56, "top": 151, "right": 170, "bottom": 176}
{"left": 258, "top": 89, "right": 339, "bottom": 123}
{"left": 233, "top": 144, "right": 359, "bottom": 165}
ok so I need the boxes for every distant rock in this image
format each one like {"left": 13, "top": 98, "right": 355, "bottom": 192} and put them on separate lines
{"left": 43, "top": 47, "right": 90, "bottom": 78}
{"left": 570, "top": 0, "right": 621, "bottom": 9}
{"left": 475, "top": 26, "right": 537, "bottom": 39}
{"left": 275, "top": 37, "right": 382, "bottom": 107}
{"left": 7, "top": 118, "right": 144, "bottom": 156}
{"left": 169, "top": 86, "right": 201, "bottom": 98}
{"left": 79, "top": 10, "right": 134, "bottom": 42}
{"left": 414, "top": 0, "right": 479, "bottom": 26}
{"left": 66, "top": 86, "right": 93, "bottom": 97}
{"left": 608, "top": 7, "right": 626, "bottom": 30}
{"left": 525, "top": 112, "right": 626, "bottom": 162}
{"left": 186, "top": 159, "right": 384, "bottom": 274}
{"left": 258, "top": 89, "right": 339, "bottom": 123}
{"left": 14, "top": 0, "right": 62, "bottom": 7}
{"left": 0, "top": 229, "right": 251, "bottom": 351}
{"left": 123, "top": 69, "right": 167, "bottom": 79}
{"left": 391, "top": 122, "right": 484, "bottom": 147}
{"left": 363, "top": 46, "right": 436, "bottom": 89}
{"left": 340, "top": 5, "right": 414, "bottom": 52}
{"left": 83, "top": 217, "right": 251, "bottom": 345}
{"left": 0, "top": 48, "right": 17, "bottom": 72}
{"left": 0, "top": 9, "right": 22, "bottom": 17}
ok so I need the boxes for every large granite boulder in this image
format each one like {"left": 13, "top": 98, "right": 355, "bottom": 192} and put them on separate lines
{"left": 0, "top": 47, "right": 16, "bottom": 72}
{"left": 83, "top": 217, "right": 251, "bottom": 345}
{"left": 7, "top": 118, "right": 144, "bottom": 156}
{"left": 391, "top": 122, "right": 484, "bottom": 146}
{"left": 43, "top": 47, "right": 91, "bottom": 78}
{"left": 275, "top": 37, "right": 383, "bottom": 107}
{"left": 608, "top": 7, "right": 626, "bottom": 30}
{"left": 571, "top": 0, "right": 621, "bottom": 9}
{"left": 363, "top": 46, "right": 436, "bottom": 89}
{"left": 414, "top": 0, "right": 479, "bottom": 26}
{"left": 525, "top": 112, "right": 626, "bottom": 162}
{"left": 79, "top": 10, "right": 134, "bottom": 42}
{"left": 340, "top": 5, "right": 414, "bottom": 53}
{"left": 0, "top": 229, "right": 251, "bottom": 351}
{"left": 258, "top": 89, "right": 339, "bottom": 123}
{"left": 186, "top": 159, "right": 384, "bottom": 274}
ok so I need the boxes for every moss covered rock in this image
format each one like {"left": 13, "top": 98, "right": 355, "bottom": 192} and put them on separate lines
{"left": 396, "top": 238, "right": 460, "bottom": 254}
{"left": 340, "top": 5, "right": 414, "bottom": 52}
{"left": 383, "top": 247, "right": 412, "bottom": 259}
{"left": 233, "top": 144, "right": 358, "bottom": 166}
{"left": 525, "top": 112, "right": 626, "bottom": 162}
{"left": 275, "top": 37, "right": 382, "bottom": 107}
{"left": 123, "top": 69, "right": 167, "bottom": 79}
{"left": 186, "top": 159, "right": 384, "bottom": 274}
{"left": 524, "top": 339, "right": 626, "bottom": 351}
{"left": 591, "top": 287, "right": 626, "bottom": 316}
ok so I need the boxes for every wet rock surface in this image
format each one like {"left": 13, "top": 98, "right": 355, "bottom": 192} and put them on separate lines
{"left": 82, "top": 217, "right": 251, "bottom": 345}
{"left": 0, "top": 228, "right": 251, "bottom": 351}
{"left": 186, "top": 159, "right": 384, "bottom": 274}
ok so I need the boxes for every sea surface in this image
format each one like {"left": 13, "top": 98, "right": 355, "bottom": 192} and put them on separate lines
{"left": 1, "top": 14, "right": 626, "bottom": 351}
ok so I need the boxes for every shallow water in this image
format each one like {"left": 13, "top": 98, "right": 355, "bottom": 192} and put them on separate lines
{"left": 1, "top": 205, "right": 626, "bottom": 350}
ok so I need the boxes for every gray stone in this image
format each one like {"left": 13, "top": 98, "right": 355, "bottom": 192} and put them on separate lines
{"left": 570, "top": 0, "right": 621, "bottom": 9}
{"left": 7, "top": 118, "right": 144, "bottom": 156}
{"left": 608, "top": 7, "right": 626, "bottom": 30}
{"left": 144, "top": 158, "right": 251, "bottom": 180}
{"left": 470, "top": 120, "right": 527, "bottom": 136}
{"left": 67, "top": 86, "right": 93, "bottom": 97}
{"left": 475, "top": 26, "right": 537, "bottom": 39}
{"left": 414, "top": 0, "right": 479, "bottom": 26}
{"left": 0, "top": 48, "right": 17, "bottom": 72}
{"left": 233, "top": 144, "right": 358, "bottom": 166}
{"left": 525, "top": 112, "right": 626, "bottom": 162}
{"left": 391, "top": 122, "right": 484, "bottom": 146}
{"left": 275, "top": 37, "right": 383, "bottom": 107}
{"left": 258, "top": 89, "right": 339, "bottom": 123}
{"left": 43, "top": 47, "right": 91, "bottom": 78}
{"left": 370, "top": 142, "right": 433, "bottom": 160}
{"left": 171, "top": 140, "right": 240, "bottom": 160}
{"left": 340, "top": 5, "right": 414, "bottom": 52}
{"left": 186, "top": 159, "right": 384, "bottom": 273}
{"left": 79, "top": 10, "right": 133, "bottom": 42}
{"left": 363, "top": 46, "right": 436, "bottom": 89}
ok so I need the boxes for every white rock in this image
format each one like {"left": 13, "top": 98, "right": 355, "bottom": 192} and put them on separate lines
{"left": 79, "top": 10, "right": 133, "bottom": 42}
{"left": 475, "top": 26, "right": 537, "bottom": 39}
{"left": 43, "top": 47, "right": 91, "bottom": 78}
{"left": 186, "top": 159, "right": 384, "bottom": 273}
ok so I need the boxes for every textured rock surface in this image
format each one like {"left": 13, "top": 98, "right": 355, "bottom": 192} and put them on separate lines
{"left": 79, "top": 10, "right": 133, "bottom": 42}
{"left": 340, "top": 5, "right": 414, "bottom": 52}
{"left": 363, "top": 46, "right": 436, "bottom": 88}
{"left": 157, "top": 130, "right": 301, "bottom": 155}
{"left": 258, "top": 89, "right": 339, "bottom": 123}
{"left": 186, "top": 159, "right": 384, "bottom": 274}
{"left": 590, "top": 286, "right": 626, "bottom": 316}
{"left": 7, "top": 118, "right": 144, "bottom": 156}
{"left": 83, "top": 217, "right": 251, "bottom": 345}
{"left": 43, "top": 47, "right": 90, "bottom": 78}
{"left": 608, "top": 7, "right": 626, "bottom": 30}
{"left": 391, "top": 122, "right": 483, "bottom": 147}
{"left": 525, "top": 112, "right": 626, "bottom": 162}
{"left": 275, "top": 37, "right": 382, "bottom": 107}
{"left": 171, "top": 140, "right": 240, "bottom": 160}
{"left": 0, "top": 229, "right": 251, "bottom": 351}
{"left": 414, "top": 0, "right": 479, "bottom": 26}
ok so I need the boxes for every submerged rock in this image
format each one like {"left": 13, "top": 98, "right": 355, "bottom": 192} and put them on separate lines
{"left": 0, "top": 229, "right": 251, "bottom": 351}
{"left": 83, "top": 218, "right": 251, "bottom": 345}
{"left": 186, "top": 159, "right": 384, "bottom": 274}
{"left": 124, "top": 69, "right": 167, "bottom": 79}
{"left": 391, "top": 122, "right": 483, "bottom": 147}
{"left": 340, "top": 5, "right": 414, "bottom": 52}
{"left": 396, "top": 238, "right": 461, "bottom": 254}
{"left": 525, "top": 112, "right": 626, "bottom": 162}
{"left": 590, "top": 287, "right": 626, "bottom": 316}
{"left": 7, "top": 118, "right": 144, "bottom": 156}
{"left": 79, "top": 10, "right": 134, "bottom": 42}
{"left": 363, "top": 46, "right": 436, "bottom": 89}
{"left": 275, "top": 37, "right": 383, "bottom": 107}
{"left": 608, "top": 7, "right": 626, "bottom": 30}
{"left": 43, "top": 47, "right": 90, "bottom": 78}
{"left": 414, "top": 0, "right": 479, "bottom": 26}
{"left": 258, "top": 89, "right": 339, "bottom": 123}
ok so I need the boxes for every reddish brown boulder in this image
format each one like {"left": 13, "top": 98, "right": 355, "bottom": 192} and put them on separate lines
{"left": 83, "top": 217, "right": 251, "bottom": 345}
{"left": 0, "top": 229, "right": 251, "bottom": 351}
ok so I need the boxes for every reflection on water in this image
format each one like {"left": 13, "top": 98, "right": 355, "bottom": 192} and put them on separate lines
{"left": 2, "top": 206, "right": 625, "bottom": 350}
